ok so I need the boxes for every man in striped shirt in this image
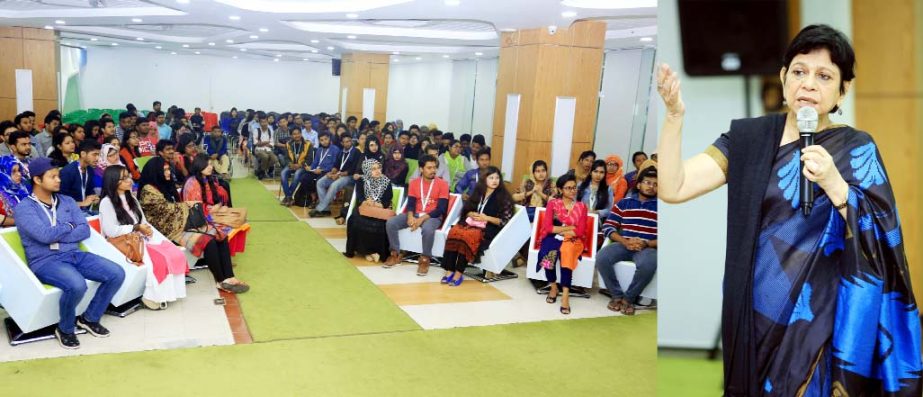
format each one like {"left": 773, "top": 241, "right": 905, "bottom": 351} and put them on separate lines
{"left": 596, "top": 167, "right": 657, "bottom": 315}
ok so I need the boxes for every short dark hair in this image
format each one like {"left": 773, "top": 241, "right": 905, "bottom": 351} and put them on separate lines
{"left": 418, "top": 154, "right": 438, "bottom": 169}
{"left": 369, "top": 120, "right": 380, "bottom": 128}
{"left": 635, "top": 167, "right": 658, "bottom": 190}
{"left": 424, "top": 144, "right": 440, "bottom": 153}
{"left": 346, "top": 116, "right": 357, "bottom": 123}
{"left": 155, "top": 111, "right": 165, "bottom": 118}
{"left": 475, "top": 148, "right": 491, "bottom": 160}
{"left": 0, "top": 120, "right": 15, "bottom": 133}
{"left": 44, "top": 113, "right": 60, "bottom": 125}
{"left": 579, "top": 150, "right": 596, "bottom": 161}
{"left": 14, "top": 114, "right": 28, "bottom": 125}
{"left": 153, "top": 101, "right": 161, "bottom": 107}
{"left": 556, "top": 173, "right": 577, "bottom": 190}
{"left": 398, "top": 130, "right": 409, "bottom": 137}
{"left": 631, "top": 151, "right": 647, "bottom": 163}
{"left": 22, "top": 111, "right": 35, "bottom": 118}
{"left": 8, "top": 130, "right": 31, "bottom": 146}
{"left": 119, "top": 111, "right": 132, "bottom": 121}
{"left": 78, "top": 139, "right": 101, "bottom": 155}
{"left": 101, "top": 119, "right": 115, "bottom": 128}
{"left": 472, "top": 134, "right": 486, "bottom": 146}
{"left": 156, "top": 139, "right": 176, "bottom": 153}
{"left": 783, "top": 24, "right": 856, "bottom": 112}
{"left": 409, "top": 124, "right": 420, "bottom": 131}
{"left": 126, "top": 103, "right": 136, "bottom": 111}
{"left": 459, "top": 133, "right": 471, "bottom": 143}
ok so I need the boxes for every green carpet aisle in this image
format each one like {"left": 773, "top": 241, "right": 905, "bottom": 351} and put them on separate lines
{"left": 657, "top": 356, "right": 723, "bottom": 396}
{"left": 0, "top": 316, "right": 654, "bottom": 396}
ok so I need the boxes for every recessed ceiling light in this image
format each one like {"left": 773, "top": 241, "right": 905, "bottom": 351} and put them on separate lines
{"left": 445, "top": 0, "right": 461, "bottom": 5}
{"left": 195, "top": 51, "right": 201, "bottom": 54}
{"left": 155, "top": 46, "right": 162, "bottom": 49}
{"left": 273, "top": 58, "right": 279, "bottom": 62}
{"left": 310, "top": 39, "right": 319, "bottom": 43}
{"left": 131, "top": 18, "right": 142, "bottom": 23}
{"left": 561, "top": 11, "right": 577, "bottom": 18}
{"left": 136, "top": 37, "right": 144, "bottom": 41}
{"left": 442, "top": 54, "right": 449, "bottom": 58}
{"left": 111, "top": 43, "right": 118, "bottom": 46}
{"left": 226, "top": 39, "right": 235, "bottom": 43}
{"left": 311, "top": 49, "right": 318, "bottom": 53}
{"left": 171, "top": 51, "right": 177, "bottom": 55}
{"left": 182, "top": 44, "right": 190, "bottom": 48}
{"left": 44, "top": 25, "right": 54, "bottom": 30}
{"left": 639, "top": 37, "right": 653, "bottom": 42}
{"left": 474, "top": 52, "right": 482, "bottom": 56}
{"left": 229, "top": 15, "right": 241, "bottom": 21}
{"left": 176, "top": 0, "right": 190, "bottom": 4}
{"left": 208, "top": 42, "right": 216, "bottom": 46}
{"left": 500, "top": 28, "right": 516, "bottom": 32}
{"left": 275, "top": 54, "right": 282, "bottom": 57}
{"left": 347, "top": 35, "right": 357, "bottom": 39}
{"left": 346, "top": 13, "right": 359, "bottom": 18}
{"left": 240, "top": 48, "right": 247, "bottom": 52}
{"left": 326, "top": 46, "right": 334, "bottom": 50}
{"left": 392, "top": 51, "right": 400, "bottom": 55}
{"left": 393, "top": 59, "right": 399, "bottom": 62}
{"left": 233, "top": 56, "right": 239, "bottom": 59}
{"left": 90, "top": 38, "right": 98, "bottom": 41}
{"left": 55, "top": 20, "right": 65, "bottom": 25}
{"left": 259, "top": 27, "right": 269, "bottom": 32}
{"left": 249, "top": 35, "right": 259, "bottom": 39}
{"left": 303, "top": 58, "right": 309, "bottom": 61}
{"left": 415, "top": 57, "right": 422, "bottom": 60}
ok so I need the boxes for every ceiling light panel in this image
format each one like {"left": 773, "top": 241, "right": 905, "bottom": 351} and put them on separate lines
{"left": 230, "top": 42, "right": 320, "bottom": 52}
{"left": 212, "top": 0, "right": 412, "bottom": 13}
{"left": 283, "top": 20, "right": 497, "bottom": 41}
{"left": 335, "top": 40, "right": 493, "bottom": 55}
{"left": 0, "top": 0, "right": 186, "bottom": 18}
{"left": 56, "top": 24, "right": 245, "bottom": 44}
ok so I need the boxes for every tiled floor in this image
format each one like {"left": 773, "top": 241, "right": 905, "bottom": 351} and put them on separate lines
{"left": 0, "top": 269, "right": 233, "bottom": 362}
{"left": 262, "top": 182, "right": 639, "bottom": 331}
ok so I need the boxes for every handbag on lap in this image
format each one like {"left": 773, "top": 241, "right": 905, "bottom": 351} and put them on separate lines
{"left": 107, "top": 232, "right": 145, "bottom": 265}
{"left": 358, "top": 202, "right": 396, "bottom": 220}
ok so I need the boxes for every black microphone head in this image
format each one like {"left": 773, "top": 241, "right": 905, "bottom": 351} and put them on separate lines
{"left": 797, "top": 107, "right": 818, "bottom": 133}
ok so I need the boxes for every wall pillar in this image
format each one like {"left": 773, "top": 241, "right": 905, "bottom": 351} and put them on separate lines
{"left": 339, "top": 53, "right": 389, "bottom": 123}
{"left": 0, "top": 26, "right": 58, "bottom": 120}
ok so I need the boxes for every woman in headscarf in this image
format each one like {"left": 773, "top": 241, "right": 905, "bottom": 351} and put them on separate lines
{"left": 0, "top": 156, "right": 30, "bottom": 226}
{"left": 383, "top": 146, "right": 408, "bottom": 188}
{"left": 137, "top": 156, "right": 249, "bottom": 294}
{"left": 404, "top": 133, "right": 421, "bottom": 160}
{"left": 605, "top": 155, "right": 628, "bottom": 204}
{"left": 343, "top": 158, "right": 393, "bottom": 263}
{"left": 337, "top": 136, "right": 384, "bottom": 225}
{"left": 95, "top": 143, "right": 123, "bottom": 190}
{"left": 513, "top": 160, "right": 555, "bottom": 222}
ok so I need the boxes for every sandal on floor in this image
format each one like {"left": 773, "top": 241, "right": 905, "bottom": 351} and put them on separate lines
{"left": 560, "top": 306, "right": 571, "bottom": 315}
{"left": 622, "top": 302, "right": 636, "bottom": 316}
{"left": 607, "top": 299, "right": 625, "bottom": 313}
{"left": 546, "top": 293, "right": 558, "bottom": 304}
{"left": 335, "top": 217, "right": 345, "bottom": 225}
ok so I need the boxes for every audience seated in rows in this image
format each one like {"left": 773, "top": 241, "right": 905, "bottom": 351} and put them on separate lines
{"left": 59, "top": 140, "right": 101, "bottom": 214}
{"left": 578, "top": 160, "right": 615, "bottom": 220}
{"left": 383, "top": 155, "right": 450, "bottom": 276}
{"left": 99, "top": 165, "right": 187, "bottom": 310}
{"left": 299, "top": 133, "right": 339, "bottom": 207}
{"left": 15, "top": 157, "right": 126, "bottom": 349}
{"left": 311, "top": 134, "right": 359, "bottom": 217}
{"left": 441, "top": 166, "right": 514, "bottom": 286}
{"left": 454, "top": 148, "right": 491, "bottom": 201}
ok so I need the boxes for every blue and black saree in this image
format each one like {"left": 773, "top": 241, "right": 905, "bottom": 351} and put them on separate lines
{"left": 706, "top": 113, "right": 921, "bottom": 396}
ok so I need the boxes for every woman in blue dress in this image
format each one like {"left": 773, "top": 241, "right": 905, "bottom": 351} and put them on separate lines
{"left": 657, "top": 24, "right": 921, "bottom": 396}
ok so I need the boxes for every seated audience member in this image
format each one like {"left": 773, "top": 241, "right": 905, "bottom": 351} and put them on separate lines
{"left": 137, "top": 156, "right": 248, "bottom": 294}
{"left": 383, "top": 155, "right": 450, "bottom": 276}
{"left": 343, "top": 159, "right": 394, "bottom": 262}
{"left": 311, "top": 134, "right": 359, "bottom": 217}
{"left": 137, "top": 121, "right": 158, "bottom": 156}
{"left": 6, "top": 131, "right": 38, "bottom": 173}
{"left": 119, "top": 130, "right": 143, "bottom": 182}
{"left": 471, "top": 134, "right": 487, "bottom": 154}
{"left": 396, "top": 131, "right": 410, "bottom": 153}
{"left": 203, "top": 126, "right": 231, "bottom": 180}
{"left": 67, "top": 124, "right": 86, "bottom": 147}
{"left": 99, "top": 118, "right": 117, "bottom": 145}
{"left": 334, "top": 136, "right": 385, "bottom": 223}
{"left": 567, "top": 150, "right": 597, "bottom": 185}
{"left": 273, "top": 117, "right": 292, "bottom": 169}
{"left": 116, "top": 111, "right": 132, "bottom": 141}
{"left": 154, "top": 111, "right": 172, "bottom": 141}
{"left": 536, "top": 174, "right": 588, "bottom": 315}
{"left": 354, "top": 132, "right": 367, "bottom": 153}
{"left": 280, "top": 129, "right": 312, "bottom": 206}
{"left": 14, "top": 113, "right": 34, "bottom": 135}
{"left": 60, "top": 140, "right": 101, "bottom": 213}
{"left": 441, "top": 166, "right": 514, "bottom": 286}
{"left": 83, "top": 120, "right": 101, "bottom": 143}
{"left": 0, "top": 120, "right": 18, "bottom": 156}
{"left": 404, "top": 133, "right": 421, "bottom": 160}
{"left": 299, "top": 133, "right": 340, "bottom": 207}
{"left": 605, "top": 155, "right": 629, "bottom": 204}
{"left": 455, "top": 148, "right": 491, "bottom": 200}
{"left": 440, "top": 139, "right": 468, "bottom": 191}
{"left": 596, "top": 167, "right": 657, "bottom": 316}
{"left": 253, "top": 115, "right": 278, "bottom": 180}
{"left": 95, "top": 143, "right": 122, "bottom": 189}
{"left": 302, "top": 118, "right": 319, "bottom": 148}
{"left": 458, "top": 133, "right": 472, "bottom": 157}
{"left": 513, "top": 160, "right": 554, "bottom": 222}
{"left": 380, "top": 131, "right": 396, "bottom": 155}
{"left": 0, "top": 156, "right": 30, "bottom": 226}
{"left": 14, "top": 158, "right": 125, "bottom": 349}
{"left": 383, "top": 147, "right": 408, "bottom": 188}
{"left": 408, "top": 144, "right": 450, "bottom": 181}
{"left": 33, "top": 113, "right": 59, "bottom": 158}
{"left": 48, "top": 131, "right": 77, "bottom": 167}
{"left": 99, "top": 165, "right": 187, "bottom": 310}
{"left": 624, "top": 151, "right": 648, "bottom": 190}
{"left": 190, "top": 107, "right": 204, "bottom": 135}
{"left": 174, "top": 134, "right": 198, "bottom": 180}
{"left": 578, "top": 160, "right": 615, "bottom": 220}
{"left": 182, "top": 154, "right": 229, "bottom": 216}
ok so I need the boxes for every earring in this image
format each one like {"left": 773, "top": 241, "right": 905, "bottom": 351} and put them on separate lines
{"left": 837, "top": 108, "right": 843, "bottom": 115}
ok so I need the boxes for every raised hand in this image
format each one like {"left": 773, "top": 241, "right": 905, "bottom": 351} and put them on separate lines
{"left": 656, "top": 63, "right": 685, "bottom": 118}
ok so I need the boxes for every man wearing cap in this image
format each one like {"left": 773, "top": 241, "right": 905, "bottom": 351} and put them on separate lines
{"left": 14, "top": 157, "right": 125, "bottom": 349}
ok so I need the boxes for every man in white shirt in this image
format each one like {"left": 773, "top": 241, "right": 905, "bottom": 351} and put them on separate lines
{"left": 252, "top": 115, "right": 278, "bottom": 180}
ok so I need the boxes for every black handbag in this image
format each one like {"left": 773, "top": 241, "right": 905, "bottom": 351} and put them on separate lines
{"left": 185, "top": 202, "right": 208, "bottom": 230}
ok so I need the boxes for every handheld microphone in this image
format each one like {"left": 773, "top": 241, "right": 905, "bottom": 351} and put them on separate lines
{"left": 797, "top": 106, "right": 819, "bottom": 216}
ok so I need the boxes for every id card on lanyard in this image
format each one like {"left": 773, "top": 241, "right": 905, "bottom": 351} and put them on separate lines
{"left": 419, "top": 178, "right": 435, "bottom": 213}
{"left": 31, "top": 195, "right": 59, "bottom": 250}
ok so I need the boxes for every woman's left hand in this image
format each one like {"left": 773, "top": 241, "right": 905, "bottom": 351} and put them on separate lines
{"left": 801, "top": 145, "right": 847, "bottom": 193}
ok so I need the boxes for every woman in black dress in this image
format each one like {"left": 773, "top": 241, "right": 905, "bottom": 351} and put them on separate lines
{"left": 343, "top": 158, "right": 394, "bottom": 263}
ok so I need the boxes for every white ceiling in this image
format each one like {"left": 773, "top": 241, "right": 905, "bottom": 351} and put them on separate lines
{"left": 1, "top": 0, "right": 657, "bottom": 62}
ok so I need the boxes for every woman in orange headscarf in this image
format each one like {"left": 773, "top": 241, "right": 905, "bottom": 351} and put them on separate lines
{"left": 605, "top": 155, "right": 628, "bottom": 204}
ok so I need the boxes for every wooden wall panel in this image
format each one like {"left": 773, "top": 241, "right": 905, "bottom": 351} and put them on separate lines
{"left": 568, "top": 47, "right": 603, "bottom": 143}
{"left": 22, "top": 28, "right": 53, "bottom": 41}
{"left": 370, "top": 62, "right": 389, "bottom": 123}
{"left": 0, "top": 98, "right": 17, "bottom": 120}
{"left": 0, "top": 27, "right": 22, "bottom": 39}
{"left": 33, "top": 99, "right": 58, "bottom": 123}
{"left": 340, "top": 53, "right": 389, "bottom": 123}
{"left": 0, "top": 38, "right": 25, "bottom": 99}
{"left": 852, "top": 0, "right": 916, "bottom": 95}
{"left": 23, "top": 39, "right": 57, "bottom": 101}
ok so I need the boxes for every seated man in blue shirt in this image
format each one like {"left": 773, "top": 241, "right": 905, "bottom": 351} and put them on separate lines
{"left": 454, "top": 148, "right": 491, "bottom": 202}
{"left": 298, "top": 132, "right": 339, "bottom": 207}
{"left": 202, "top": 125, "right": 230, "bottom": 180}
{"left": 311, "top": 134, "right": 358, "bottom": 217}
{"left": 59, "top": 140, "right": 101, "bottom": 214}
{"left": 14, "top": 158, "right": 125, "bottom": 349}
